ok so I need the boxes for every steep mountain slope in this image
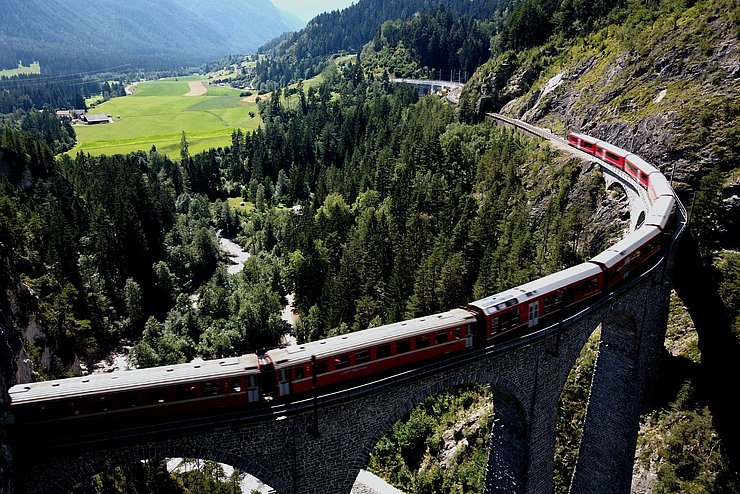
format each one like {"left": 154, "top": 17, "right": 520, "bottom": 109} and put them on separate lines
{"left": 0, "top": 0, "right": 298, "bottom": 72}
{"left": 462, "top": 0, "right": 738, "bottom": 212}
{"left": 460, "top": 0, "right": 739, "bottom": 490}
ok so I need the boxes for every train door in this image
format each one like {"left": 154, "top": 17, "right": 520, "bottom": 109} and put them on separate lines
{"left": 528, "top": 301, "right": 540, "bottom": 327}
{"left": 278, "top": 368, "right": 291, "bottom": 397}
{"left": 247, "top": 375, "right": 260, "bottom": 402}
{"left": 465, "top": 324, "right": 474, "bottom": 348}
{"left": 623, "top": 257, "right": 630, "bottom": 279}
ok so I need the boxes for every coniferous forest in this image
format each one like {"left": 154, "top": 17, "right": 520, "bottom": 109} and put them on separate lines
{"left": 0, "top": 66, "right": 615, "bottom": 379}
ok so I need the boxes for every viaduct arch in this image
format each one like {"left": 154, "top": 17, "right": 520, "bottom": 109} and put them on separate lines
{"left": 14, "top": 116, "right": 683, "bottom": 494}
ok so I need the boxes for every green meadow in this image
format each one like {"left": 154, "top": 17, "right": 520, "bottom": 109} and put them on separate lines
{"left": 0, "top": 61, "right": 41, "bottom": 78}
{"left": 72, "top": 77, "right": 262, "bottom": 156}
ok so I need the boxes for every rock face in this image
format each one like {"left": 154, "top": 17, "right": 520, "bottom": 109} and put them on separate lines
{"left": 1, "top": 279, "right": 33, "bottom": 494}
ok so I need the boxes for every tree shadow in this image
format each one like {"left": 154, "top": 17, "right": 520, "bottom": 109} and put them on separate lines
{"left": 672, "top": 232, "right": 740, "bottom": 471}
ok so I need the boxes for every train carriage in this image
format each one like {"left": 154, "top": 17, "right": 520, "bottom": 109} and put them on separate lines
{"left": 595, "top": 140, "right": 629, "bottom": 170}
{"left": 589, "top": 226, "right": 662, "bottom": 290}
{"left": 265, "top": 308, "right": 477, "bottom": 397}
{"left": 624, "top": 154, "right": 656, "bottom": 189}
{"left": 9, "top": 354, "right": 262, "bottom": 427}
{"left": 568, "top": 132, "right": 600, "bottom": 155}
{"left": 645, "top": 195, "right": 676, "bottom": 232}
{"left": 467, "top": 263, "right": 604, "bottom": 341}
{"left": 647, "top": 170, "right": 674, "bottom": 204}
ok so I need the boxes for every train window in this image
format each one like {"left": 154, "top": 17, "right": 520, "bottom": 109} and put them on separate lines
{"left": 498, "top": 310, "right": 520, "bottom": 331}
{"left": 204, "top": 382, "right": 221, "bottom": 396}
{"left": 415, "top": 336, "right": 429, "bottom": 349}
{"left": 435, "top": 332, "right": 448, "bottom": 345}
{"left": 334, "top": 355, "right": 350, "bottom": 369}
{"left": 606, "top": 151, "right": 619, "bottom": 161}
{"left": 355, "top": 350, "right": 371, "bottom": 364}
{"left": 176, "top": 385, "right": 198, "bottom": 401}
{"left": 583, "top": 141, "right": 594, "bottom": 149}
{"left": 377, "top": 345, "right": 391, "bottom": 359}
{"left": 315, "top": 360, "right": 329, "bottom": 374}
{"left": 120, "top": 393, "right": 139, "bottom": 408}
{"left": 149, "top": 389, "right": 167, "bottom": 404}
{"left": 544, "top": 292, "right": 564, "bottom": 312}
{"left": 231, "top": 380, "right": 242, "bottom": 393}
{"left": 396, "top": 340, "right": 411, "bottom": 354}
{"left": 294, "top": 366, "right": 305, "bottom": 379}
{"left": 90, "top": 397, "right": 110, "bottom": 413}
{"left": 454, "top": 328, "right": 461, "bottom": 339}
{"left": 491, "top": 317, "right": 499, "bottom": 333}
{"left": 576, "top": 277, "right": 600, "bottom": 295}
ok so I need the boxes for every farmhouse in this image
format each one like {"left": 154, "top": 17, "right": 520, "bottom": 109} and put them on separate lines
{"left": 55, "top": 110, "right": 70, "bottom": 119}
{"left": 83, "top": 114, "right": 111, "bottom": 125}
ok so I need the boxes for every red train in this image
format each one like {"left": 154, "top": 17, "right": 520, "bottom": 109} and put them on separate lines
{"left": 7, "top": 131, "right": 677, "bottom": 431}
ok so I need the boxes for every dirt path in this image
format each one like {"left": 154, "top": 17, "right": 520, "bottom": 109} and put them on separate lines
{"left": 184, "top": 80, "right": 207, "bottom": 96}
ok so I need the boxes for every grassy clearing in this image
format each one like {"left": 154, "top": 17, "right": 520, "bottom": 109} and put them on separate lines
{"left": 71, "top": 78, "right": 262, "bottom": 156}
{"left": 227, "top": 198, "right": 255, "bottom": 215}
{"left": 0, "top": 61, "right": 41, "bottom": 78}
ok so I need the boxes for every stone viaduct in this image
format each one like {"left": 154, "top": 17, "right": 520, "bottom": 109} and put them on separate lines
{"left": 14, "top": 117, "right": 684, "bottom": 494}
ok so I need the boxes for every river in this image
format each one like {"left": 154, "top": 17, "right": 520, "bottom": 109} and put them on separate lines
{"left": 218, "top": 232, "right": 251, "bottom": 275}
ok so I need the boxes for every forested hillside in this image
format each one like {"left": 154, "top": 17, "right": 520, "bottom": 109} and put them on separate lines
{"left": 255, "top": 0, "right": 509, "bottom": 86}
{"left": 0, "top": 0, "right": 299, "bottom": 72}
{"left": 360, "top": 8, "right": 500, "bottom": 79}
{"left": 0, "top": 56, "right": 624, "bottom": 491}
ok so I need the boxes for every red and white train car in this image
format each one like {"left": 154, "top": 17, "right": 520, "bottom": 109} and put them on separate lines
{"left": 263, "top": 308, "right": 477, "bottom": 398}
{"left": 467, "top": 263, "right": 603, "bottom": 340}
{"left": 9, "top": 354, "right": 262, "bottom": 427}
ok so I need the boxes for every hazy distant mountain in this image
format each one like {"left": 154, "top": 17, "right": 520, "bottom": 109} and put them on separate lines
{"left": 271, "top": 0, "right": 356, "bottom": 22}
{"left": 0, "top": 0, "right": 300, "bottom": 72}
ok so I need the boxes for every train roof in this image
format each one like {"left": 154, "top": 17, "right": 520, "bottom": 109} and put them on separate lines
{"left": 9, "top": 354, "right": 260, "bottom": 405}
{"left": 589, "top": 225, "right": 661, "bottom": 269}
{"left": 268, "top": 308, "right": 477, "bottom": 367}
{"left": 569, "top": 132, "right": 598, "bottom": 143}
{"left": 645, "top": 195, "right": 675, "bottom": 231}
{"left": 515, "top": 263, "right": 603, "bottom": 300}
{"left": 648, "top": 171, "right": 673, "bottom": 198}
{"left": 468, "top": 263, "right": 602, "bottom": 316}
{"left": 467, "top": 288, "right": 526, "bottom": 317}
{"left": 625, "top": 153, "right": 659, "bottom": 175}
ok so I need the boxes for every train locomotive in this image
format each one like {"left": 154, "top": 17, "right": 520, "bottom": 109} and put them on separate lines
{"left": 7, "top": 130, "right": 677, "bottom": 432}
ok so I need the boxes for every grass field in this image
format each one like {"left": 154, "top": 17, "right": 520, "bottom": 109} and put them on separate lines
{"left": 72, "top": 77, "right": 262, "bottom": 157}
{"left": 0, "top": 61, "right": 41, "bottom": 78}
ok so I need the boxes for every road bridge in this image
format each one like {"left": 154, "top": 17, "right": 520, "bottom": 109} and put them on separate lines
{"left": 390, "top": 78, "right": 464, "bottom": 95}
{"left": 12, "top": 117, "right": 685, "bottom": 494}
